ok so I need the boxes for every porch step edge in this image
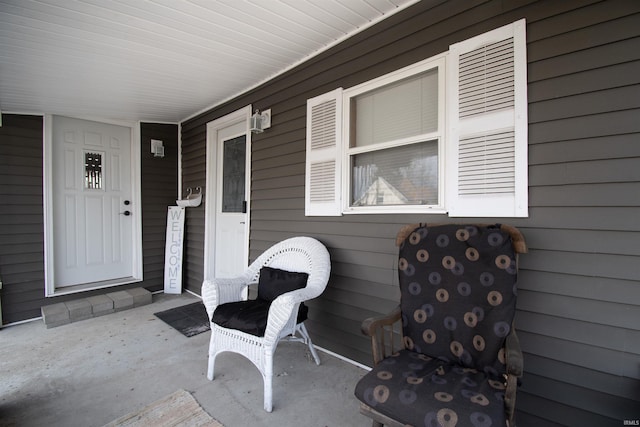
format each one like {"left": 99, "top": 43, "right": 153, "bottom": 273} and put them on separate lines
{"left": 41, "top": 287, "right": 153, "bottom": 328}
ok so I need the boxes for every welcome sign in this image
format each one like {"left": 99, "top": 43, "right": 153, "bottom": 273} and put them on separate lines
{"left": 164, "top": 206, "right": 185, "bottom": 294}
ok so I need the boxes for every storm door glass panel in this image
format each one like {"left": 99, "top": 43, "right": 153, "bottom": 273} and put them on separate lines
{"left": 84, "top": 151, "right": 103, "bottom": 189}
{"left": 351, "top": 140, "right": 438, "bottom": 206}
{"left": 222, "top": 136, "right": 246, "bottom": 212}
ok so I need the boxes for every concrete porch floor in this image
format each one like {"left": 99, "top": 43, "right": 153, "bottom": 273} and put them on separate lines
{"left": 0, "top": 293, "right": 371, "bottom": 427}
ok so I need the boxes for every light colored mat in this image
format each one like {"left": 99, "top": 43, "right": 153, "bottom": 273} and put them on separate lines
{"left": 103, "top": 389, "right": 223, "bottom": 427}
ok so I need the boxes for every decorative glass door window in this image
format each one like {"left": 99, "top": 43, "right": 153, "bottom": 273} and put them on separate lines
{"left": 222, "top": 136, "right": 246, "bottom": 212}
{"left": 84, "top": 152, "right": 103, "bottom": 189}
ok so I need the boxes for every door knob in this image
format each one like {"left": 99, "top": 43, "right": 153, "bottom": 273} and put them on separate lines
{"left": 120, "top": 210, "right": 131, "bottom": 216}
{"left": 124, "top": 200, "right": 130, "bottom": 205}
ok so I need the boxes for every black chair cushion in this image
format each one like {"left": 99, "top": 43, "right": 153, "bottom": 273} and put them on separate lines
{"left": 399, "top": 224, "right": 518, "bottom": 377}
{"left": 257, "top": 266, "right": 309, "bottom": 302}
{"left": 212, "top": 300, "right": 309, "bottom": 337}
{"left": 354, "top": 349, "right": 507, "bottom": 427}
{"left": 212, "top": 299, "right": 272, "bottom": 336}
{"left": 212, "top": 267, "right": 309, "bottom": 337}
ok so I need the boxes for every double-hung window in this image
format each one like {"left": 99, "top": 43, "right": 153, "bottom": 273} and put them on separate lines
{"left": 345, "top": 57, "right": 445, "bottom": 214}
{"left": 305, "top": 19, "right": 528, "bottom": 218}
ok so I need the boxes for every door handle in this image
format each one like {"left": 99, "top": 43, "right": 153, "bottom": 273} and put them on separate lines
{"left": 124, "top": 200, "right": 131, "bottom": 205}
{"left": 120, "top": 211, "right": 131, "bottom": 216}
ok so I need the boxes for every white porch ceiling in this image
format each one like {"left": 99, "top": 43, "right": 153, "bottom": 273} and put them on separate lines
{"left": 0, "top": 0, "right": 418, "bottom": 123}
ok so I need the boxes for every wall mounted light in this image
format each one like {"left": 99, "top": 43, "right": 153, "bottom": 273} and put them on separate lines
{"left": 250, "top": 108, "right": 271, "bottom": 134}
{"left": 151, "top": 139, "right": 164, "bottom": 157}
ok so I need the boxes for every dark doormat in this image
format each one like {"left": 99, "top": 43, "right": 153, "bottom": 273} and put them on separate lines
{"left": 154, "top": 301, "right": 210, "bottom": 337}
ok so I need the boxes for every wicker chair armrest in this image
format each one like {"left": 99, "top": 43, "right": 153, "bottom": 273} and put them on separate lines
{"left": 361, "top": 305, "right": 402, "bottom": 336}
{"left": 201, "top": 276, "right": 252, "bottom": 319}
{"left": 505, "top": 327, "right": 524, "bottom": 377}
{"left": 263, "top": 287, "right": 317, "bottom": 343}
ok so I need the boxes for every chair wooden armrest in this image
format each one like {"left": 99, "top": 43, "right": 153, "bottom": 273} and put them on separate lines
{"left": 505, "top": 327, "right": 523, "bottom": 377}
{"left": 361, "top": 305, "right": 402, "bottom": 366}
{"left": 361, "top": 305, "right": 401, "bottom": 335}
{"left": 504, "top": 327, "right": 523, "bottom": 427}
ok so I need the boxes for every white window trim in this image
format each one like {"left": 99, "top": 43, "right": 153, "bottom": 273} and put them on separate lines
{"left": 342, "top": 55, "right": 447, "bottom": 215}
{"left": 304, "top": 19, "right": 528, "bottom": 218}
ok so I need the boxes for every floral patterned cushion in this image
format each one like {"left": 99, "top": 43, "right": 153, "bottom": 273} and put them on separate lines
{"left": 399, "top": 224, "right": 517, "bottom": 378}
{"left": 355, "top": 349, "right": 508, "bottom": 427}
{"left": 354, "top": 224, "right": 519, "bottom": 426}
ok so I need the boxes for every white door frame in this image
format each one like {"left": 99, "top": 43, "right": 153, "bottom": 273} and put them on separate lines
{"left": 203, "top": 106, "right": 252, "bottom": 281}
{"left": 43, "top": 115, "right": 143, "bottom": 296}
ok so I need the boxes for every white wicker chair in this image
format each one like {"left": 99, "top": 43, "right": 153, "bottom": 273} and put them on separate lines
{"left": 201, "top": 236, "right": 331, "bottom": 412}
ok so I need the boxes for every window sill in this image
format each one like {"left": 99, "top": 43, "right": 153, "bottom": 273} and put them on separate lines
{"left": 343, "top": 207, "right": 448, "bottom": 215}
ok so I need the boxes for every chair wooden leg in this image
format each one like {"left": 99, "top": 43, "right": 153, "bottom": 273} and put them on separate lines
{"left": 360, "top": 403, "right": 406, "bottom": 427}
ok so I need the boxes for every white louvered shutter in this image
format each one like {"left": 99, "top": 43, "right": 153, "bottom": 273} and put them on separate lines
{"left": 305, "top": 88, "right": 343, "bottom": 216}
{"left": 446, "top": 19, "right": 528, "bottom": 217}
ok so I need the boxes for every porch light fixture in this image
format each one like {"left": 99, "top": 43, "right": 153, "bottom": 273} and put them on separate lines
{"left": 250, "top": 108, "right": 271, "bottom": 134}
{"left": 151, "top": 139, "right": 164, "bottom": 158}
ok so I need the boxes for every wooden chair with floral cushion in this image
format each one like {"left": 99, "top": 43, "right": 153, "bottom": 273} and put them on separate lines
{"left": 354, "top": 223, "right": 527, "bottom": 427}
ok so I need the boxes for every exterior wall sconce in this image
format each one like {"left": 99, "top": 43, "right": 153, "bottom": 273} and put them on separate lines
{"left": 151, "top": 139, "right": 164, "bottom": 157}
{"left": 250, "top": 108, "right": 271, "bottom": 134}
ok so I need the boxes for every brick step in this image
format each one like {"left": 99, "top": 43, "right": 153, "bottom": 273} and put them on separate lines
{"left": 41, "top": 287, "right": 153, "bottom": 328}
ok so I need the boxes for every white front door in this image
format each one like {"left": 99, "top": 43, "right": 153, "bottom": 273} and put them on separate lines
{"left": 203, "top": 106, "right": 251, "bottom": 282}
{"left": 214, "top": 122, "right": 249, "bottom": 278}
{"left": 51, "top": 116, "right": 136, "bottom": 288}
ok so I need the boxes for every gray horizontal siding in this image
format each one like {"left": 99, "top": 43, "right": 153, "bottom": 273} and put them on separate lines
{"left": 0, "top": 114, "right": 45, "bottom": 323}
{"left": 515, "top": 1, "right": 640, "bottom": 423}
{"left": 181, "top": 1, "right": 640, "bottom": 425}
{"left": 179, "top": 124, "right": 207, "bottom": 294}
{"left": 140, "top": 123, "right": 179, "bottom": 292}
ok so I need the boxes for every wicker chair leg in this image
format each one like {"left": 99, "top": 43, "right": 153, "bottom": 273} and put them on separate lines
{"left": 207, "top": 356, "right": 215, "bottom": 380}
{"left": 297, "top": 323, "right": 321, "bottom": 365}
{"left": 207, "top": 339, "right": 216, "bottom": 380}
{"left": 263, "top": 350, "right": 274, "bottom": 412}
